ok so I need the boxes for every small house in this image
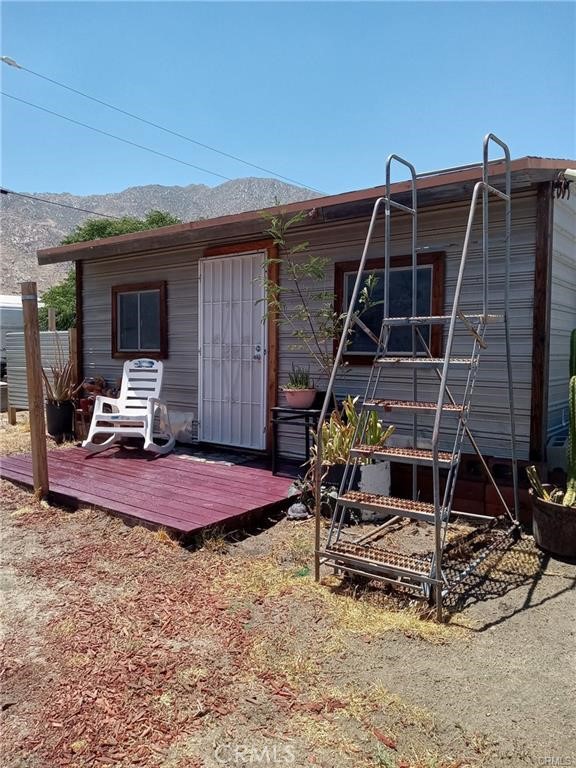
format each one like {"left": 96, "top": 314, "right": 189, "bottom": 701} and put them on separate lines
{"left": 37, "top": 156, "right": 576, "bottom": 516}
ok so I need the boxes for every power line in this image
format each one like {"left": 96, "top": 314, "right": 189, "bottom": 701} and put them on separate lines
{"left": 0, "top": 187, "right": 122, "bottom": 219}
{"left": 2, "top": 92, "right": 238, "bottom": 183}
{"left": 1, "top": 56, "right": 324, "bottom": 194}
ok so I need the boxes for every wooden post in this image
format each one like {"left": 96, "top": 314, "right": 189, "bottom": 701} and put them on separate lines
{"left": 8, "top": 406, "right": 17, "bottom": 426}
{"left": 48, "top": 307, "right": 56, "bottom": 331}
{"left": 69, "top": 327, "right": 78, "bottom": 386}
{"left": 21, "top": 282, "right": 49, "bottom": 498}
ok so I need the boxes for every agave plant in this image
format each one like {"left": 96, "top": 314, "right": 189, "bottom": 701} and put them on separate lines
{"left": 307, "top": 395, "right": 395, "bottom": 477}
{"left": 41, "top": 334, "right": 81, "bottom": 403}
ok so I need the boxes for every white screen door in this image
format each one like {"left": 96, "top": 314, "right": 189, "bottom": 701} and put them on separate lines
{"left": 199, "top": 251, "right": 267, "bottom": 449}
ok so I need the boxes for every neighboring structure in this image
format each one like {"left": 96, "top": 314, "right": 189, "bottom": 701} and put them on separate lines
{"left": 5, "top": 330, "right": 70, "bottom": 422}
{"left": 37, "top": 157, "right": 576, "bottom": 499}
{"left": 0, "top": 295, "right": 24, "bottom": 375}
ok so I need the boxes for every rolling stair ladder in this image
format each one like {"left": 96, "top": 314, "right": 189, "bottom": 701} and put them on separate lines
{"left": 314, "top": 134, "right": 521, "bottom": 621}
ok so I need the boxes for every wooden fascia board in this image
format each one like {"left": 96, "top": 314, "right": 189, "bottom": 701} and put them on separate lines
{"left": 529, "top": 182, "right": 554, "bottom": 462}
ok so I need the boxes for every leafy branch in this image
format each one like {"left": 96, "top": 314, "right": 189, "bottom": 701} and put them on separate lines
{"left": 259, "top": 208, "right": 378, "bottom": 380}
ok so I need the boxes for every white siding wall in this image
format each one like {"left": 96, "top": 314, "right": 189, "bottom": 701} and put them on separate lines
{"left": 277, "top": 191, "right": 538, "bottom": 460}
{"left": 547, "top": 194, "right": 576, "bottom": 440}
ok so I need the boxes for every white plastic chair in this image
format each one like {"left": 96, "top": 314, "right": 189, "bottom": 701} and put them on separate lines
{"left": 82, "top": 358, "right": 175, "bottom": 455}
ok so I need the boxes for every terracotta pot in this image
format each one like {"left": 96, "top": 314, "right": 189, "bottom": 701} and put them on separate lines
{"left": 282, "top": 388, "right": 317, "bottom": 409}
{"left": 530, "top": 487, "right": 576, "bottom": 558}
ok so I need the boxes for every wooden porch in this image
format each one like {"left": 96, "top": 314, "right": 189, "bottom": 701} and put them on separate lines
{"left": 0, "top": 446, "right": 295, "bottom": 538}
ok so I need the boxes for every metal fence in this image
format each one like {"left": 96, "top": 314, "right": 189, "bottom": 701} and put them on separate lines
{"left": 6, "top": 331, "right": 70, "bottom": 410}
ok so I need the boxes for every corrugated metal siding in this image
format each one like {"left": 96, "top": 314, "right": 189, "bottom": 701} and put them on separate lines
{"left": 6, "top": 331, "right": 70, "bottom": 408}
{"left": 82, "top": 248, "right": 201, "bottom": 438}
{"left": 547, "top": 193, "right": 576, "bottom": 440}
{"left": 80, "top": 191, "right": 539, "bottom": 459}
{"left": 277, "top": 191, "right": 538, "bottom": 460}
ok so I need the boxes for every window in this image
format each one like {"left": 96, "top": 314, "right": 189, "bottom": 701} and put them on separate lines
{"left": 111, "top": 282, "right": 167, "bottom": 359}
{"left": 334, "top": 253, "right": 444, "bottom": 364}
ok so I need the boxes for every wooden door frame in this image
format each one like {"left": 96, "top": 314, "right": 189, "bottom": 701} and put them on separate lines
{"left": 529, "top": 183, "right": 554, "bottom": 462}
{"left": 203, "top": 239, "right": 279, "bottom": 453}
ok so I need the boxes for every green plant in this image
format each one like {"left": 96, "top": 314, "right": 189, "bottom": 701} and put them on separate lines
{"left": 308, "top": 395, "right": 394, "bottom": 479}
{"left": 39, "top": 270, "right": 77, "bottom": 331}
{"left": 284, "top": 364, "right": 313, "bottom": 390}
{"left": 39, "top": 211, "right": 183, "bottom": 332}
{"left": 527, "top": 328, "right": 576, "bottom": 508}
{"left": 61, "top": 210, "right": 182, "bottom": 245}
{"left": 41, "top": 334, "right": 81, "bottom": 403}
{"left": 260, "top": 208, "right": 378, "bottom": 384}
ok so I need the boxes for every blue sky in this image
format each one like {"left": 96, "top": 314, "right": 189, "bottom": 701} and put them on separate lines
{"left": 1, "top": 1, "right": 575, "bottom": 197}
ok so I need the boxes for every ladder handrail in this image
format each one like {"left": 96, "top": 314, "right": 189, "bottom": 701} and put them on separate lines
{"left": 385, "top": 154, "right": 418, "bottom": 500}
{"left": 384, "top": 154, "right": 418, "bottom": 320}
{"left": 313, "top": 195, "right": 386, "bottom": 579}
{"left": 431, "top": 180, "right": 509, "bottom": 458}
{"left": 483, "top": 133, "right": 518, "bottom": 522}
{"left": 482, "top": 133, "right": 511, "bottom": 317}
{"left": 314, "top": 155, "right": 419, "bottom": 578}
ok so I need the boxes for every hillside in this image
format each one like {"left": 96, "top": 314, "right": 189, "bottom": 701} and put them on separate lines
{"left": 0, "top": 178, "right": 316, "bottom": 293}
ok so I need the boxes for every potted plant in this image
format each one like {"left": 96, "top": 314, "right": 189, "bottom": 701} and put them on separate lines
{"left": 281, "top": 365, "right": 317, "bottom": 409}
{"left": 261, "top": 208, "right": 378, "bottom": 409}
{"left": 305, "top": 395, "right": 395, "bottom": 520}
{"left": 42, "top": 343, "right": 80, "bottom": 440}
{"left": 526, "top": 330, "right": 576, "bottom": 557}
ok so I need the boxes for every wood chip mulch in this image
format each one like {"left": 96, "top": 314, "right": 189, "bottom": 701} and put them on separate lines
{"left": 1, "top": 505, "right": 258, "bottom": 768}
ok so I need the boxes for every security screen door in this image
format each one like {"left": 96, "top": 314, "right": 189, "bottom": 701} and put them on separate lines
{"left": 198, "top": 251, "right": 267, "bottom": 449}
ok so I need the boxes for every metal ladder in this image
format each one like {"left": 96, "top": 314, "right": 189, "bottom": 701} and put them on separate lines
{"left": 314, "top": 134, "right": 521, "bottom": 621}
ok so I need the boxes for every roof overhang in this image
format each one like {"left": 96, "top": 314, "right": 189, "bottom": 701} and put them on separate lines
{"left": 37, "top": 156, "right": 574, "bottom": 265}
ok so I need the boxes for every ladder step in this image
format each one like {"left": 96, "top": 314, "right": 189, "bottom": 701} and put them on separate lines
{"left": 350, "top": 445, "right": 455, "bottom": 466}
{"left": 375, "top": 357, "right": 472, "bottom": 368}
{"left": 364, "top": 399, "right": 462, "bottom": 414}
{"left": 338, "top": 490, "right": 436, "bottom": 523}
{"left": 323, "top": 541, "right": 437, "bottom": 584}
{"left": 383, "top": 314, "right": 503, "bottom": 326}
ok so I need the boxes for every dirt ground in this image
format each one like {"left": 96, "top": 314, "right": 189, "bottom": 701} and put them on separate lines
{"left": 1, "top": 416, "right": 575, "bottom": 768}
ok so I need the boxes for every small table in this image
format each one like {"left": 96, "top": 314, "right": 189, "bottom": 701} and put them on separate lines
{"left": 271, "top": 407, "right": 321, "bottom": 475}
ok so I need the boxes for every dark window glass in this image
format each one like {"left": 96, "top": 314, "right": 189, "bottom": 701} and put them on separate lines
{"left": 118, "top": 292, "right": 139, "bottom": 350}
{"left": 139, "top": 291, "right": 161, "bottom": 350}
{"left": 344, "top": 267, "right": 432, "bottom": 355}
{"left": 118, "top": 290, "right": 161, "bottom": 351}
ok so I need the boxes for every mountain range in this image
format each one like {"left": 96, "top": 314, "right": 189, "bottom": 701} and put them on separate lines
{"left": 0, "top": 178, "right": 316, "bottom": 294}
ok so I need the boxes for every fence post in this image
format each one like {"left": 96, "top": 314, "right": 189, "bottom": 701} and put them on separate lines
{"left": 69, "top": 327, "right": 78, "bottom": 386}
{"left": 48, "top": 307, "right": 56, "bottom": 331}
{"left": 21, "top": 282, "right": 49, "bottom": 498}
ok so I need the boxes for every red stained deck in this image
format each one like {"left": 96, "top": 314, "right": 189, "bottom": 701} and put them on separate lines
{"left": 0, "top": 447, "right": 294, "bottom": 537}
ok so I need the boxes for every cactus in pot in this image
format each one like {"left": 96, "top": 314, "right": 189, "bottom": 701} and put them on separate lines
{"left": 526, "top": 329, "right": 576, "bottom": 556}
{"left": 564, "top": 373, "right": 576, "bottom": 507}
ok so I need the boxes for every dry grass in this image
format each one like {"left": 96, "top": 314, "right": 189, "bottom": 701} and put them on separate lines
{"left": 215, "top": 549, "right": 458, "bottom": 644}
{"left": 0, "top": 410, "right": 74, "bottom": 456}
{"left": 0, "top": 411, "right": 32, "bottom": 454}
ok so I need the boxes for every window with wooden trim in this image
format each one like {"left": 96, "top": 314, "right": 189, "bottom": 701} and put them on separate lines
{"left": 334, "top": 253, "right": 445, "bottom": 364}
{"left": 111, "top": 282, "right": 167, "bottom": 359}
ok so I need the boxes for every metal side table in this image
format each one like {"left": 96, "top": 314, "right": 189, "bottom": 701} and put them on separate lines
{"left": 271, "top": 407, "right": 321, "bottom": 475}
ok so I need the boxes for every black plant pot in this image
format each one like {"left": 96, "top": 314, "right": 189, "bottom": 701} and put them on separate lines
{"left": 46, "top": 400, "right": 75, "bottom": 439}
